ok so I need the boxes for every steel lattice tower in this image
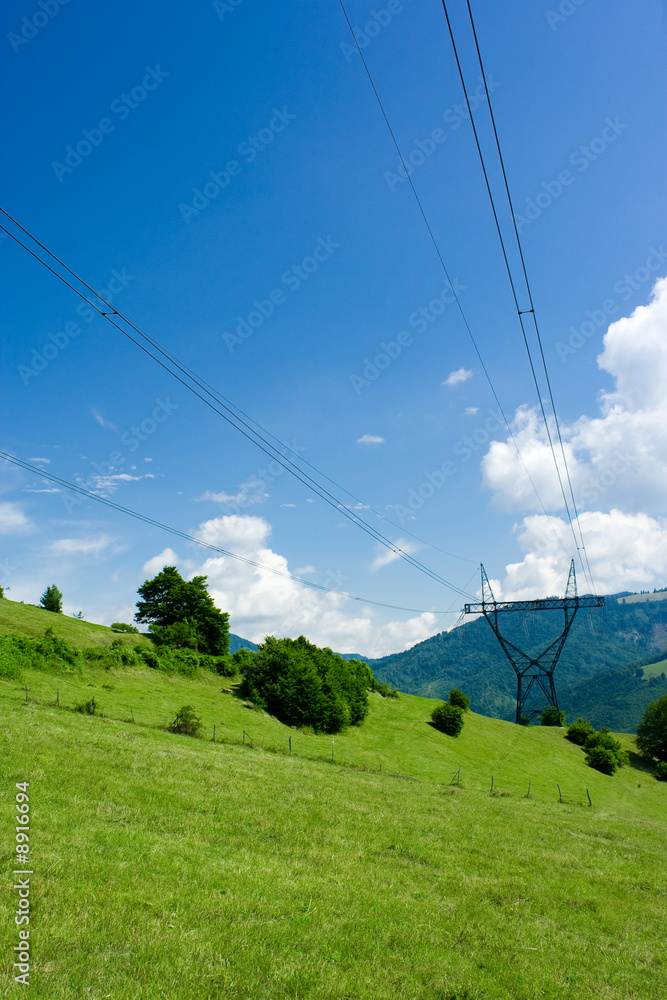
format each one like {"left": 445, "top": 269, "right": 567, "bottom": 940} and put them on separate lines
{"left": 464, "top": 561, "right": 604, "bottom": 723}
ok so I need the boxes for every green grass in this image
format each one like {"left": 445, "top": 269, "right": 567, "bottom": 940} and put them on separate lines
{"left": 1, "top": 660, "right": 666, "bottom": 999}
{"left": 641, "top": 658, "right": 667, "bottom": 678}
{"left": 0, "top": 598, "right": 148, "bottom": 649}
{"left": 1, "top": 601, "right": 666, "bottom": 998}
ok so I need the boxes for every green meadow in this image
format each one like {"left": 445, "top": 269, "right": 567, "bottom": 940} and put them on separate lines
{"left": 1, "top": 608, "right": 666, "bottom": 998}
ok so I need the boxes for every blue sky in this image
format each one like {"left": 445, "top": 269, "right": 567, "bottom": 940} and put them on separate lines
{"left": 2, "top": 0, "right": 666, "bottom": 655}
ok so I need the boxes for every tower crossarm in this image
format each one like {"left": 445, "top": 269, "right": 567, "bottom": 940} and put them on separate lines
{"left": 463, "top": 596, "right": 604, "bottom": 614}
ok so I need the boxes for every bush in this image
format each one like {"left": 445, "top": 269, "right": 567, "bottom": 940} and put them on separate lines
{"left": 75, "top": 697, "right": 99, "bottom": 716}
{"left": 585, "top": 746, "right": 618, "bottom": 775}
{"left": 431, "top": 702, "right": 464, "bottom": 737}
{"left": 168, "top": 705, "right": 202, "bottom": 738}
{"left": 566, "top": 717, "right": 595, "bottom": 746}
{"left": 584, "top": 728, "right": 628, "bottom": 773}
{"left": 240, "top": 636, "right": 370, "bottom": 734}
{"left": 111, "top": 622, "right": 139, "bottom": 633}
{"left": 449, "top": 688, "right": 470, "bottom": 711}
{"left": 538, "top": 705, "right": 566, "bottom": 727}
{"left": 655, "top": 761, "right": 667, "bottom": 782}
{"left": 635, "top": 693, "right": 667, "bottom": 764}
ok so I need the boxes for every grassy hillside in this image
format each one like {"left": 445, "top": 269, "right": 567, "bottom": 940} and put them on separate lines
{"left": 0, "top": 598, "right": 148, "bottom": 648}
{"left": 1, "top": 651, "right": 666, "bottom": 998}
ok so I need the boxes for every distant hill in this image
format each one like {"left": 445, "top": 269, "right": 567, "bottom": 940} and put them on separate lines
{"left": 370, "top": 593, "right": 667, "bottom": 732}
{"left": 229, "top": 634, "right": 258, "bottom": 653}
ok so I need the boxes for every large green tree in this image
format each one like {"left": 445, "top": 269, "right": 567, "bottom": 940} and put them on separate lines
{"left": 635, "top": 693, "right": 667, "bottom": 764}
{"left": 40, "top": 584, "right": 63, "bottom": 613}
{"left": 241, "top": 635, "right": 370, "bottom": 733}
{"left": 134, "top": 566, "right": 229, "bottom": 656}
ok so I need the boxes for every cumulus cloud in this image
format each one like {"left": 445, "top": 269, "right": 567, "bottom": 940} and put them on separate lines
{"left": 444, "top": 367, "right": 473, "bottom": 387}
{"left": 198, "top": 475, "right": 269, "bottom": 510}
{"left": 357, "top": 434, "right": 385, "bottom": 445}
{"left": 143, "top": 515, "right": 436, "bottom": 656}
{"left": 0, "top": 502, "right": 32, "bottom": 534}
{"left": 482, "top": 275, "right": 667, "bottom": 515}
{"left": 492, "top": 510, "right": 667, "bottom": 600}
{"left": 371, "top": 539, "right": 419, "bottom": 571}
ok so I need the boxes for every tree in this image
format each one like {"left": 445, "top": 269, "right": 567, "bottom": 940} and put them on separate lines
{"left": 134, "top": 566, "right": 229, "bottom": 656}
{"left": 449, "top": 688, "right": 470, "bottom": 711}
{"left": 111, "top": 622, "right": 139, "bottom": 633}
{"left": 40, "top": 585, "right": 63, "bottom": 613}
{"left": 538, "top": 705, "right": 566, "bottom": 727}
{"left": 431, "top": 702, "right": 464, "bottom": 737}
{"left": 168, "top": 705, "right": 202, "bottom": 738}
{"left": 240, "top": 635, "right": 370, "bottom": 734}
{"left": 584, "top": 728, "right": 628, "bottom": 773}
{"left": 566, "top": 717, "right": 595, "bottom": 746}
{"left": 635, "top": 693, "right": 667, "bottom": 764}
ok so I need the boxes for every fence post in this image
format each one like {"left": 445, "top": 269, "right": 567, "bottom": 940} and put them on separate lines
{"left": 490, "top": 776, "right": 494, "bottom": 794}
{"left": 243, "top": 730, "right": 245, "bottom": 745}
{"left": 457, "top": 767, "right": 461, "bottom": 786}
{"left": 289, "top": 736, "right": 291, "bottom": 753}
{"left": 331, "top": 738, "right": 334, "bottom": 762}
{"left": 586, "top": 788, "right": 592, "bottom": 807}
{"left": 25, "top": 685, "right": 28, "bottom": 704}
{"left": 130, "top": 707, "right": 135, "bottom": 724}
{"left": 213, "top": 725, "right": 216, "bottom": 743}
{"left": 56, "top": 688, "right": 59, "bottom": 707}
{"left": 526, "top": 779, "right": 531, "bottom": 798}
{"left": 557, "top": 783, "right": 563, "bottom": 803}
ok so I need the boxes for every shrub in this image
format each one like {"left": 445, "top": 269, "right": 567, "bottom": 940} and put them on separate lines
{"left": 449, "top": 688, "right": 470, "bottom": 711}
{"left": 168, "top": 705, "right": 202, "bottom": 738}
{"left": 431, "top": 702, "right": 464, "bottom": 737}
{"left": 635, "top": 693, "right": 667, "bottom": 764}
{"left": 655, "top": 761, "right": 667, "bottom": 782}
{"left": 240, "top": 636, "right": 370, "bottom": 734}
{"left": 566, "top": 717, "right": 595, "bottom": 746}
{"left": 585, "top": 746, "right": 618, "bottom": 775}
{"left": 111, "top": 622, "right": 139, "bottom": 633}
{"left": 75, "top": 697, "right": 99, "bottom": 716}
{"left": 518, "top": 714, "right": 532, "bottom": 726}
{"left": 584, "top": 728, "right": 628, "bottom": 773}
{"left": 138, "top": 647, "right": 161, "bottom": 670}
{"left": 538, "top": 705, "right": 566, "bottom": 727}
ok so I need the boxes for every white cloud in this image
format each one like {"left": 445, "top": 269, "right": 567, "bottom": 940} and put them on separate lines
{"left": 198, "top": 474, "right": 269, "bottom": 509}
{"left": 444, "top": 367, "right": 473, "bottom": 387}
{"left": 142, "top": 547, "right": 180, "bottom": 577}
{"left": 465, "top": 407, "right": 479, "bottom": 415}
{"left": 357, "top": 434, "right": 385, "bottom": 445}
{"left": 0, "top": 502, "right": 32, "bottom": 534}
{"left": 371, "top": 539, "right": 419, "bottom": 571}
{"left": 281, "top": 503, "right": 296, "bottom": 508}
{"left": 92, "top": 409, "right": 117, "bottom": 431}
{"left": 50, "top": 535, "right": 114, "bottom": 556}
{"left": 482, "top": 275, "right": 667, "bottom": 515}
{"left": 143, "top": 515, "right": 436, "bottom": 656}
{"left": 29, "top": 457, "right": 51, "bottom": 464}
{"left": 493, "top": 510, "right": 667, "bottom": 600}
{"left": 295, "top": 565, "right": 316, "bottom": 575}
{"left": 89, "top": 472, "right": 155, "bottom": 495}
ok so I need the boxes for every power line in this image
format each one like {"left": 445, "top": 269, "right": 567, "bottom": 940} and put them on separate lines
{"left": 439, "top": 0, "right": 596, "bottom": 593}
{"left": 0, "top": 450, "right": 462, "bottom": 616}
{"left": 336, "top": 0, "right": 577, "bottom": 573}
{"left": 0, "top": 213, "right": 476, "bottom": 601}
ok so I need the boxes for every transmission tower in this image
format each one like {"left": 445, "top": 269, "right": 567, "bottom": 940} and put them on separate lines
{"left": 464, "top": 561, "right": 604, "bottom": 723}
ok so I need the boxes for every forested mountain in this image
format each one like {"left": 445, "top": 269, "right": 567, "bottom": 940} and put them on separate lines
{"left": 370, "top": 594, "right": 667, "bottom": 732}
